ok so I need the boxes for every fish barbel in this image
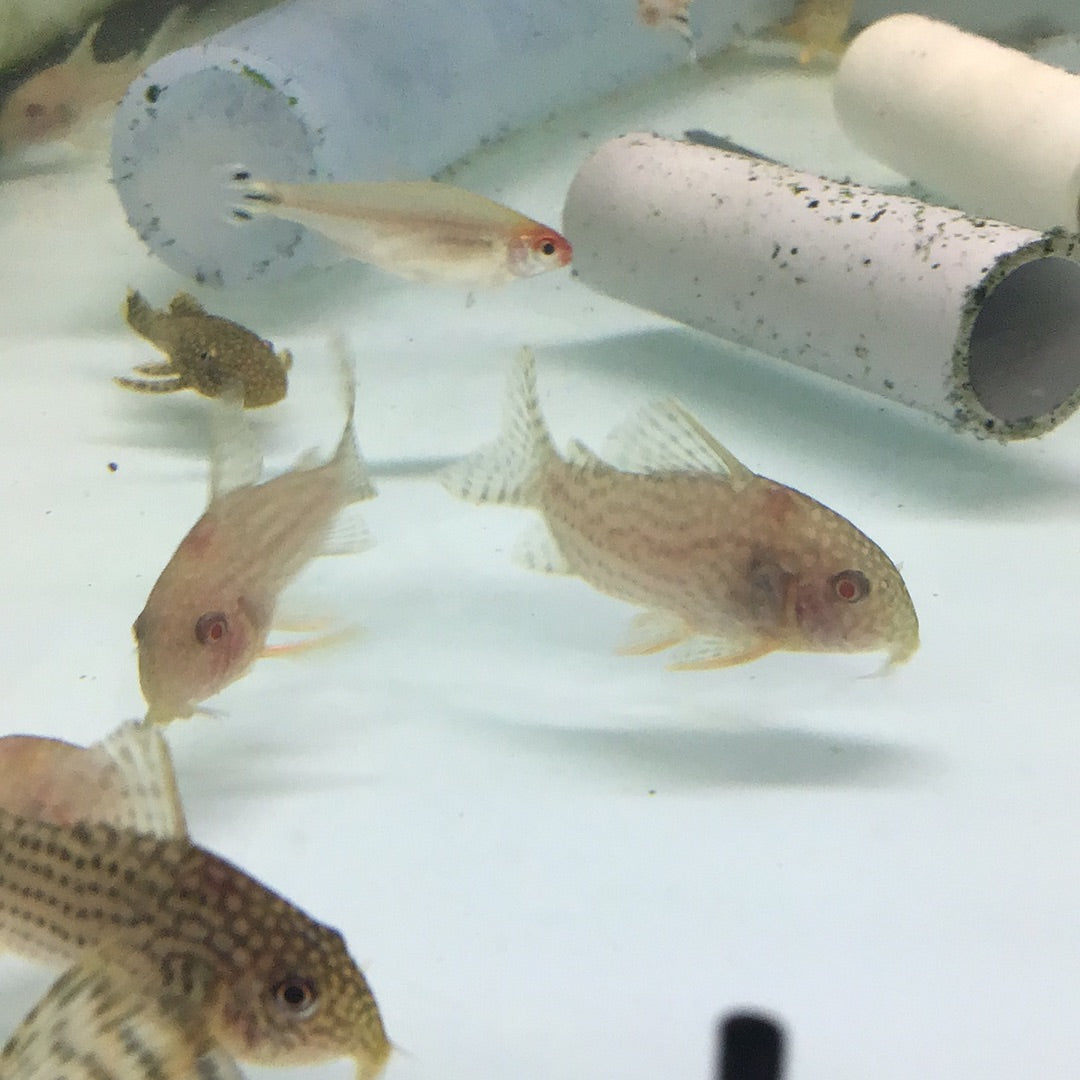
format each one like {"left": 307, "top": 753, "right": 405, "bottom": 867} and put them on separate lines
{"left": 230, "top": 175, "right": 573, "bottom": 287}
{"left": 133, "top": 342, "right": 375, "bottom": 724}
{"left": 0, "top": 722, "right": 390, "bottom": 1080}
{"left": 441, "top": 349, "right": 919, "bottom": 669}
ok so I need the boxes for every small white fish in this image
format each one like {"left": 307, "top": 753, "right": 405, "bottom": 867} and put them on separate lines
{"left": 133, "top": 343, "right": 375, "bottom": 724}
{"left": 441, "top": 349, "right": 919, "bottom": 670}
{"left": 230, "top": 175, "right": 573, "bottom": 288}
{"left": 0, "top": 721, "right": 391, "bottom": 1080}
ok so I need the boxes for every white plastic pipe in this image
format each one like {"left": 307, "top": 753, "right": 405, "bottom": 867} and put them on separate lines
{"left": 562, "top": 133, "right": 1080, "bottom": 441}
{"left": 833, "top": 14, "right": 1080, "bottom": 233}
{"left": 110, "top": 0, "right": 789, "bottom": 287}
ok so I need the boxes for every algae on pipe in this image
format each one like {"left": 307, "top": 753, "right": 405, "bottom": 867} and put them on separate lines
{"left": 562, "top": 133, "right": 1080, "bottom": 440}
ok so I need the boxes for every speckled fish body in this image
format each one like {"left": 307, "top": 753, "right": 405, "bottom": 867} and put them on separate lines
{"left": 231, "top": 177, "right": 573, "bottom": 287}
{"left": 134, "top": 361, "right": 375, "bottom": 723}
{"left": 118, "top": 291, "right": 292, "bottom": 408}
{"left": 0, "top": 723, "right": 390, "bottom": 1080}
{"left": 441, "top": 349, "right": 918, "bottom": 669}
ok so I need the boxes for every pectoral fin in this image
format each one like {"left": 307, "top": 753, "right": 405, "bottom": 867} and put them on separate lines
{"left": 665, "top": 632, "right": 779, "bottom": 670}
{"left": 617, "top": 610, "right": 689, "bottom": 655}
{"left": 0, "top": 962, "right": 234, "bottom": 1080}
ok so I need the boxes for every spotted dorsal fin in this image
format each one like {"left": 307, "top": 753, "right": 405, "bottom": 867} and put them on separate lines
{"left": 602, "top": 398, "right": 753, "bottom": 486}
{"left": 0, "top": 961, "right": 238, "bottom": 1080}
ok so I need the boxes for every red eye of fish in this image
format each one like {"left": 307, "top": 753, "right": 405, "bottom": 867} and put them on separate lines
{"left": 271, "top": 976, "right": 319, "bottom": 1018}
{"left": 194, "top": 612, "right": 229, "bottom": 645}
{"left": 831, "top": 570, "right": 870, "bottom": 603}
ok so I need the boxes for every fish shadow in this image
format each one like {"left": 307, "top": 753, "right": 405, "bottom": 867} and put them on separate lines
{"left": 484, "top": 719, "right": 938, "bottom": 790}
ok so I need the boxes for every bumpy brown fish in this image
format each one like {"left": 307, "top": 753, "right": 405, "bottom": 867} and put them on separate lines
{"left": 117, "top": 291, "right": 292, "bottom": 408}
{"left": 0, "top": 722, "right": 391, "bottom": 1080}
{"left": 773, "top": 0, "right": 854, "bottom": 63}
{"left": 441, "top": 349, "right": 918, "bottom": 669}
{"left": 134, "top": 350, "right": 375, "bottom": 723}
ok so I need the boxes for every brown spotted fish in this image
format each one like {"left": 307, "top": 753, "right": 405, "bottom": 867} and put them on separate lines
{"left": 441, "top": 349, "right": 919, "bottom": 669}
{"left": 772, "top": 0, "right": 854, "bottom": 63}
{"left": 117, "top": 290, "right": 292, "bottom": 408}
{"left": 0, "top": 722, "right": 391, "bottom": 1080}
{"left": 134, "top": 346, "right": 375, "bottom": 724}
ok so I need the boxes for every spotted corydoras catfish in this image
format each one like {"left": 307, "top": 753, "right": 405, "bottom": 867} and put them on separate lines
{"left": 0, "top": 721, "right": 391, "bottom": 1080}
{"left": 133, "top": 345, "right": 376, "bottom": 724}
{"left": 441, "top": 348, "right": 918, "bottom": 670}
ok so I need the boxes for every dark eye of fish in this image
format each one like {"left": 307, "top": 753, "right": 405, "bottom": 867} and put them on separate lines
{"left": 539, "top": 238, "right": 557, "bottom": 256}
{"left": 830, "top": 570, "right": 870, "bottom": 603}
{"left": 194, "top": 612, "right": 229, "bottom": 645}
{"left": 271, "top": 976, "right": 319, "bottom": 1018}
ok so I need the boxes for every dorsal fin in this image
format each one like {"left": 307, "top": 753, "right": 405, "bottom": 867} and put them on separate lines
{"left": 94, "top": 721, "right": 187, "bottom": 839}
{"left": 168, "top": 292, "right": 207, "bottom": 318}
{"left": 564, "top": 438, "right": 606, "bottom": 469}
{"left": 602, "top": 398, "right": 753, "bottom": 486}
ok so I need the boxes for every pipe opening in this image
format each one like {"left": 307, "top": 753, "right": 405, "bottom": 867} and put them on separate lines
{"left": 968, "top": 256, "right": 1080, "bottom": 425}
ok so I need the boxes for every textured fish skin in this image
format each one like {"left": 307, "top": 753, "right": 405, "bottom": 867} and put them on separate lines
{"left": 118, "top": 291, "right": 292, "bottom": 408}
{"left": 442, "top": 349, "right": 918, "bottom": 668}
{"left": 133, "top": 353, "right": 375, "bottom": 724}
{"left": 231, "top": 177, "right": 573, "bottom": 287}
{"left": 0, "top": 810, "right": 390, "bottom": 1075}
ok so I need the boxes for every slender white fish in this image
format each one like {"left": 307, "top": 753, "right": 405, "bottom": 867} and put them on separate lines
{"left": 0, "top": 721, "right": 391, "bottom": 1080}
{"left": 230, "top": 174, "right": 573, "bottom": 287}
{"left": 133, "top": 342, "right": 375, "bottom": 724}
{"left": 441, "top": 349, "right": 919, "bottom": 669}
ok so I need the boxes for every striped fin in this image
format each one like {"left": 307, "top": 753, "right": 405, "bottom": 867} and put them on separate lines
{"left": 0, "top": 962, "right": 236, "bottom": 1080}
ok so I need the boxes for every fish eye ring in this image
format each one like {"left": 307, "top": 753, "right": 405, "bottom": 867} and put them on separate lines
{"left": 194, "top": 611, "right": 229, "bottom": 645}
{"left": 271, "top": 975, "right": 319, "bottom": 1018}
{"left": 830, "top": 570, "right": 870, "bottom": 603}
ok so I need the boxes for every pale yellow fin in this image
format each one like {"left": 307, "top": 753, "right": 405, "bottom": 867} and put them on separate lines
{"left": 0, "top": 962, "right": 230, "bottom": 1080}
{"left": 666, "top": 633, "right": 778, "bottom": 670}
{"left": 94, "top": 721, "right": 187, "bottom": 839}
{"left": 512, "top": 520, "right": 571, "bottom": 575}
{"left": 262, "top": 624, "right": 361, "bottom": 659}
{"left": 602, "top": 399, "right": 753, "bottom": 486}
{"left": 328, "top": 335, "right": 378, "bottom": 505}
{"left": 617, "top": 610, "right": 689, "bottom": 655}
{"left": 564, "top": 438, "right": 605, "bottom": 469}
{"left": 440, "top": 347, "right": 557, "bottom": 507}
{"left": 65, "top": 20, "right": 103, "bottom": 69}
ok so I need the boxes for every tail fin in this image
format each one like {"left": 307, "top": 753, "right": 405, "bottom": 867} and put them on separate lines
{"left": 330, "top": 335, "right": 377, "bottom": 505}
{"left": 440, "top": 347, "right": 557, "bottom": 507}
{"left": 229, "top": 170, "right": 281, "bottom": 222}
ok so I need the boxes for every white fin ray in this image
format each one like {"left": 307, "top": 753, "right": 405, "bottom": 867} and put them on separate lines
{"left": 513, "top": 520, "right": 571, "bottom": 575}
{"left": 95, "top": 721, "right": 187, "bottom": 840}
{"left": 328, "top": 335, "right": 377, "bottom": 505}
{"left": 440, "top": 347, "right": 557, "bottom": 507}
{"left": 603, "top": 399, "right": 753, "bottom": 486}
{"left": 665, "top": 631, "right": 778, "bottom": 670}
{"left": 0, "top": 962, "right": 223, "bottom": 1080}
{"left": 617, "top": 610, "right": 689, "bottom": 655}
{"left": 208, "top": 390, "right": 262, "bottom": 500}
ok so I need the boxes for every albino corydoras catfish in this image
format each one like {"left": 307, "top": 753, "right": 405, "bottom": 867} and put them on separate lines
{"left": 133, "top": 347, "right": 375, "bottom": 723}
{"left": 0, "top": 721, "right": 391, "bottom": 1080}
{"left": 441, "top": 348, "right": 918, "bottom": 669}
{"left": 230, "top": 174, "right": 573, "bottom": 287}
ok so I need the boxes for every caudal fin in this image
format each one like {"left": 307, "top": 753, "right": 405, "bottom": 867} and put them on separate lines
{"left": 440, "top": 347, "right": 556, "bottom": 507}
{"left": 228, "top": 170, "right": 281, "bottom": 222}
